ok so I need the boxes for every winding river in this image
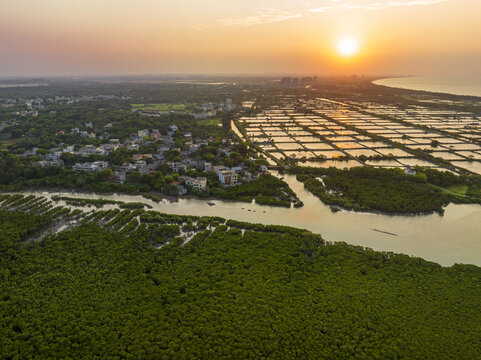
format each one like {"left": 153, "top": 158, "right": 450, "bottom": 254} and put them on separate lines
{"left": 18, "top": 172, "right": 481, "bottom": 267}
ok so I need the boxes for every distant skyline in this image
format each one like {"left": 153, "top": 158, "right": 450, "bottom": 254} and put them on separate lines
{"left": 1, "top": 0, "right": 480, "bottom": 77}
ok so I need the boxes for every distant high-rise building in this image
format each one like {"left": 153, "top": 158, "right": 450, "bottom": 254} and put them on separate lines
{"left": 225, "top": 98, "right": 234, "bottom": 111}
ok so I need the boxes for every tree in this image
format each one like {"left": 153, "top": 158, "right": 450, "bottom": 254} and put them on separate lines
{"left": 221, "top": 113, "right": 232, "bottom": 133}
{"left": 11, "top": 129, "right": 24, "bottom": 138}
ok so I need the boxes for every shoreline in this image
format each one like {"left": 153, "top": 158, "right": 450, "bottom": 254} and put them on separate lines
{"left": 0, "top": 187, "right": 294, "bottom": 209}
{"left": 0, "top": 186, "right": 463, "bottom": 217}
{"left": 372, "top": 76, "right": 481, "bottom": 99}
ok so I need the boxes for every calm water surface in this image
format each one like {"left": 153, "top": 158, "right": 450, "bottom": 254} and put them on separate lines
{"left": 0, "top": 83, "right": 48, "bottom": 88}
{"left": 374, "top": 76, "right": 481, "bottom": 97}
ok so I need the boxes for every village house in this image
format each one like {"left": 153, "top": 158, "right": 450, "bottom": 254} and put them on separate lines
{"left": 132, "top": 154, "right": 152, "bottom": 161}
{"left": 73, "top": 161, "right": 109, "bottom": 173}
{"left": 138, "top": 129, "right": 150, "bottom": 138}
{"left": 111, "top": 171, "right": 126, "bottom": 184}
{"left": 185, "top": 177, "right": 207, "bottom": 190}
{"left": 404, "top": 166, "right": 417, "bottom": 176}
{"left": 161, "top": 135, "right": 174, "bottom": 144}
{"left": 63, "top": 145, "right": 75, "bottom": 153}
{"left": 35, "top": 160, "right": 64, "bottom": 168}
{"left": 171, "top": 181, "right": 187, "bottom": 196}
{"left": 150, "top": 129, "right": 161, "bottom": 140}
{"left": 168, "top": 162, "right": 188, "bottom": 173}
{"left": 218, "top": 170, "right": 238, "bottom": 186}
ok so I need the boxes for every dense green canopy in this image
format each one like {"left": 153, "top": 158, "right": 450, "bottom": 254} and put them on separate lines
{"left": 292, "top": 166, "right": 481, "bottom": 214}
{"left": 0, "top": 206, "right": 480, "bottom": 359}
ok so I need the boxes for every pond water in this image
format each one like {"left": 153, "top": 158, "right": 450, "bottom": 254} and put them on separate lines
{"left": 398, "top": 158, "right": 437, "bottom": 167}
{"left": 431, "top": 152, "right": 466, "bottom": 161}
{"left": 451, "top": 161, "right": 481, "bottom": 174}
{"left": 180, "top": 122, "right": 481, "bottom": 266}
{"left": 300, "top": 160, "right": 362, "bottom": 168}
{"left": 344, "top": 149, "right": 380, "bottom": 157}
{"left": 457, "top": 151, "right": 481, "bottom": 160}
{"left": 375, "top": 148, "right": 413, "bottom": 157}
{"left": 365, "top": 159, "right": 403, "bottom": 167}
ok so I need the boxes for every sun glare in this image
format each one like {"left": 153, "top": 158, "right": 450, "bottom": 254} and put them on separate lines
{"left": 337, "top": 37, "right": 359, "bottom": 57}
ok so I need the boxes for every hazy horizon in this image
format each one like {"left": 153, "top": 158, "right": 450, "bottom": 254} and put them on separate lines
{"left": 2, "top": 0, "right": 481, "bottom": 77}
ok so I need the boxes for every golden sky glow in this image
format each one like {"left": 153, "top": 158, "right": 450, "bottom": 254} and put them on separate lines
{"left": 1, "top": 0, "right": 481, "bottom": 76}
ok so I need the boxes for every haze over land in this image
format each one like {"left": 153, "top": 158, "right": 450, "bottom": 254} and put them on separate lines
{"left": 1, "top": 0, "right": 481, "bottom": 77}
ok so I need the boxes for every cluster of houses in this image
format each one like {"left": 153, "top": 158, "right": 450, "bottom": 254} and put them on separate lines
{"left": 1, "top": 94, "right": 131, "bottom": 113}
{"left": 35, "top": 159, "right": 65, "bottom": 167}
{"left": 0, "top": 120, "right": 14, "bottom": 131}
{"left": 1, "top": 97, "right": 44, "bottom": 111}
{"left": 10, "top": 110, "right": 39, "bottom": 117}
{"left": 28, "top": 148, "right": 65, "bottom": 167}
{"left": 72, "top": 161, "right": 109, "bottom": 173}
{"left": 19, "top": 113, "right": 271, "bottom": 196}
{"left": 71, "top": 127, "right": 96, "bottom": 139}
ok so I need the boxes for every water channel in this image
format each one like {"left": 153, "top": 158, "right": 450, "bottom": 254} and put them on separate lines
{"left": 19, "top": 171, "right": 481, "bottom": 267}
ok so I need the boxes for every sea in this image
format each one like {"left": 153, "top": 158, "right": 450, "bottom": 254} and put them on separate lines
{"left": 373, "top": 76, "right": 481, "bottom": 98}
{"left": 0, "top": 83, "right": 48, "bottom": 88}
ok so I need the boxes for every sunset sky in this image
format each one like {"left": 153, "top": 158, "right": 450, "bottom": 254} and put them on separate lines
{"left": 1, "top": 0, "right": 480, "bottom": 77}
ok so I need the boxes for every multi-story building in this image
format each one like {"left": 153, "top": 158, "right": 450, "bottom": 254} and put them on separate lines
{"left": 218, "top": 170, "right": 238, "bottom": 186}
{"left": 185, "top": 177, "right": 207, "bottom": 190}
{"left": 73, "top": 161, "right": 109, "bottom": 173}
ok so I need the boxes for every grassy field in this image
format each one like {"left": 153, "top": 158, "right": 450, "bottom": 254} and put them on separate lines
{"left": 198, "top": 117, "right": 221, "bottom": 126}
{"left": 132, "top": 103, "right": 188, "bottom": 111}
{"left": 445, "top": 184, "right": 469, "bottom": 195}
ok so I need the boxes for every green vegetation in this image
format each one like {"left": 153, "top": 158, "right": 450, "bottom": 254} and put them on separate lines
{"left": 291, "top": 166, "right": 481, "bottom": 214}
{"left": 51, "top": 196, "right": 121, "bottom": 208}
{"left": 119, "top": 202, "right": 148, "bottom": 209}
{"left": 198, "top": 117, "right": 221, "bottom": 126}
{"left": 142, "top": 193, "right": 162, "bottom": 202}
{"left": 51, "top": 196, "right": 151, "bottom": 209}
{"left": 0, "top": 203, "right": 480, "bottom": 359}
{"left": 445, "top": 184, "right": 469, "bottom": 195}
{"left": 132, "top": 103, "right": 188, "bottom": 111}
{"left": 216, "top": 173, "right": 302, "bottom": 207}
{"left": 467, "top": 183, "right": 481, "bottom": 197}
{"left": 0, "top": 210, "right": 50, "bottom": 253}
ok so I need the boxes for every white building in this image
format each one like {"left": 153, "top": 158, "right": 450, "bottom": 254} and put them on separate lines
{"left": 73, "top": 161, "right": 109, "bottom": 173}
{"left": 185, "top": 177, "right": 207, "bottom": 190}
{"left": 404, "top": 166, "right": 417, "bottom": 176}
{"left": 213, "top": 165, "right": 228, "bottom": 175}
{"left": 138, "top": 129, "right": 150, "bottom": 138}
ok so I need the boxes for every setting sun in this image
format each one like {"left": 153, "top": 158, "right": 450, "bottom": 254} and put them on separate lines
{"left": 337, "top": 37, "right": 359, "bottom": 57}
